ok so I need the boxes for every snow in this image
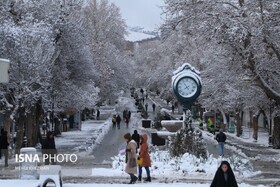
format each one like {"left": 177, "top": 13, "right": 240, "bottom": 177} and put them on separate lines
{"left": 20, "top": 147, "right": 37, "bottom": 153}
{"left": 156, "top": 130, "right": 176, "bottom": 137}
{"left": 92, "top": 168, "right": 124, "bottom": 177}
{"left": 110, "top": 148, "right": 259, "bottom": 180}
{"left": 0, "top": 181, "right": 267, "bottom": 187}
{"left": 55, "top": 106, "right": 115, "bottom": 151}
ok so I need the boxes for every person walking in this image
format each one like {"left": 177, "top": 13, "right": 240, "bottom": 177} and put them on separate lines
{"left": 145, "top": 103, "right": 148, "bottom": 112}
{"left": 131, "top": 130, "right": 140, "bottom": 150}
{"left": 112, "top": 115, "right": 117, "bottom": 129}
{"left": 124, "top": 133, "right": 138, "bottom": 184}
{"left": 123, "top": 109, "right": 127, "bottom": 119}
{"left": 171, "top": 104, "right": 175, "bottom": 114}
{"left": 208, "top": 118, "right": 215, "bottom": 134}
{"left": 138, "top": 134, "right": 151, "bottom": 182}
{"left": 96, "top": 109, "right": 100, "bottom": 120}
{"left": 152, "top": 103, "right": 156, "bottom": 113}
{"left": 210, "top": 160, "right": 238, "bottom": 187}
{"left": 128, "top": 110, "right": 131, "bottom": 121}
{"left": 116, "top": 115, "right": 121, "bottom": 129}
{"left": 42, "top": 131, "right": 57, "bottom": 165}
{"left": 0, "top": 130, "right": 9, "bottom": 167}
{"left": 140, "top": 88, "right": 144, "bottom": 95}
{"left": 215, "top": 129, "right": 227, "bottom": 156}
{"left": 124, "top": 116, "right": 130, "bottom": 128}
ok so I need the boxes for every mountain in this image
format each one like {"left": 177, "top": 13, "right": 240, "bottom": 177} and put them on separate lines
{"left": 125, "top": 26, "right": 159, "bottom": 42}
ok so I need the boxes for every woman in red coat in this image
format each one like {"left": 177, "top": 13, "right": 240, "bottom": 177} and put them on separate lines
{"left": 138, "top": 134, "right": 151, "bottom": 182}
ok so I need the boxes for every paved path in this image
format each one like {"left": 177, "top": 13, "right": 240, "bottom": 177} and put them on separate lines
{"left": 91, "top": 94, "right": 142, "bottom": 164}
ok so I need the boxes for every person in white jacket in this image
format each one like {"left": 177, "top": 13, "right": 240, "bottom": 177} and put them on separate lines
{"left": 124, "top": 133, "right": 138, "bottom": 184}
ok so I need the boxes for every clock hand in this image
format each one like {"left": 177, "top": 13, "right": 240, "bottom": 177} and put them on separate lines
{"left": 183, "top": 81, "right": 189, "bottom": 89}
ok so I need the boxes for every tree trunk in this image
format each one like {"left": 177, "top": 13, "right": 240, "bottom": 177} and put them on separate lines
{"left": 252, "top": 115, "right": 259, "bottom": 141}
{"left": 3, "top": 110, "right": 11, "bottom": 134}
{"left": 33, "top": 100, "right": 43, "bottom": 146}
{"left": 272, "top": 116, "right": 280, "bottom": 149}
{"left": 26, "top": 111, "right": 33, "bottom": 147}
{"left": 3, "top": 111, "right": 12, "bottom": 147}
{"left": 249, "top": 111, "right": 253, "bottom": 128}
{"left": 15, "top": 106, "right": 25, "bottom": 154}
{"left": 236, "top": 111, "right": 242, "bottom": 137}
{"left": 220, "top": 110, "right": 228, "bottom": 127}
{"left": 26, "top": 101, "right": 43, "bottom": 147}
{"left": 31, "top": 112, "right": 38, "bottom": 146}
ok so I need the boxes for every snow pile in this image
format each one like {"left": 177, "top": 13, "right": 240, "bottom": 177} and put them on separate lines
{"left": 111, "top": 147, "right": 259, "bottom": 180}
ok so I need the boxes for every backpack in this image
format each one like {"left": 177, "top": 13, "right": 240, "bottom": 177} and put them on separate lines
{"left": 112, "top": 117, "right": 116, "bottom": 123}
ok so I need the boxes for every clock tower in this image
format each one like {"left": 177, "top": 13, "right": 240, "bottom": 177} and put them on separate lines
{"left": 172, "top": 63, "right": 202, "bottom": 129}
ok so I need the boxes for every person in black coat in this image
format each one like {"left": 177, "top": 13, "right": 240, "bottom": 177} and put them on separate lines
{"left": 131, "top": 130, "right": 140, "bottom": 150}
{"left": 215, "top": 129, "right": 227, "bottom": 156}
{"left": 0, "top": 130, "right": 9, "bottom": 167}
{"left": 152, "top": 103, "right": 156, "bottom": 113}
{"left": 116, "top": 115, "right": 121, "bottom": 129}
{"left": 96, "top": 109, "right": 100, "bottom": 120}
{"left": 123, "top": 109, "right": 127, "bottom": 119}
{"left": 128, "top": 110, "right": 131, "bottom": 120}
{"left": 42, "top": 131, "right": 57, "bottom": 165}
{"left": 210, "top": 160, "right": 238, "bottom": 187}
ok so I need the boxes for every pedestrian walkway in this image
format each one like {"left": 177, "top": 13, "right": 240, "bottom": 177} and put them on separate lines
{"left": 226, "top": 133, "right": 280, "bottom": 180}
{"left": 92, "top": 95, "right": 141, "bottom": 164}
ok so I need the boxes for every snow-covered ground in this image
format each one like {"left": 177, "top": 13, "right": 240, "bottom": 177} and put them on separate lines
{"left": 0, "top": 180, "right": 267, "bottom": 187}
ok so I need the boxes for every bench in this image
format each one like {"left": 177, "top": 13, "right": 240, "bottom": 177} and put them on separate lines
{"left": 38, "top": 165, "right": 62, "bottom": 187}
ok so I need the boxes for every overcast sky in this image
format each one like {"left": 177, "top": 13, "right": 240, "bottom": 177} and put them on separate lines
{"left": 108, "top": 0, "right": 165, "bottom": 30}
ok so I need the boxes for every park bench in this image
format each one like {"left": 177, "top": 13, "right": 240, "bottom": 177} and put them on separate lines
{"left": 38, "top": 165, "right": 63, "bottom": 187}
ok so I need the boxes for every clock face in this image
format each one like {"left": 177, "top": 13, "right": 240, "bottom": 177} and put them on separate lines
{"left": 177, "top": 77, "right": 198, "bottom": 98}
